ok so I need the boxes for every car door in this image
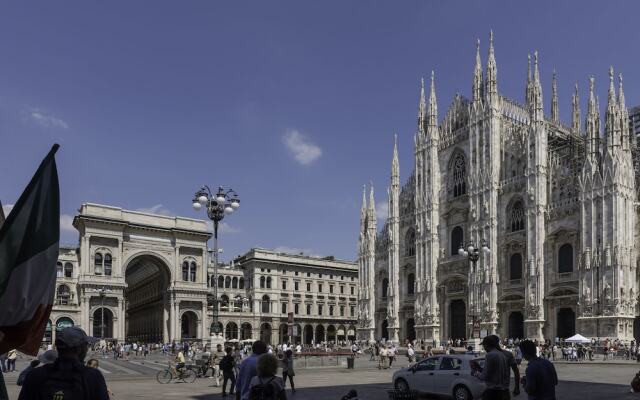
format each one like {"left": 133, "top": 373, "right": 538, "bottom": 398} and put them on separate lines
{"left": 410, "top": 356, "right": 439, "bottom": 394}
{"left": 432, "top": 356, "right": 463, "bottom": 395}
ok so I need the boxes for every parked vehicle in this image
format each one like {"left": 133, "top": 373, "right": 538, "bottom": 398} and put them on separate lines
{"left": 392, "top": 354, "right": 485, "bottom": 400}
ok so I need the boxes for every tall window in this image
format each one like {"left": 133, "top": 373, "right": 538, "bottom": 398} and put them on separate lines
{"left": 510, "top": 253, "right": 523, "bottom": 280}
{"left": 381, "top": 278, "right": 389, "bottom": 298}
{"left": 260, "top": 276, "right": 266, "bottom": 289}
{"left": 307, "top": 283, "right": 311, "bottom": 291}
{"left": 266, "top": 277, "right": 272, "bottom": 289}
{"left": 225, "top": 276, "right": 231, "bottom": 288}
{"left": 261, "top": 295, "right": 270, "bottom": 313}
{"left": 318, "top": 305, "right": 323, "bottom": 315}
{"left": 64, "top": 262, "right": 73, "bottom": 278}
{"left": 329, "top": 305, "right": 334, "bottom": 316}
{"left": 340, "top": 306, "right": 345, "bottom": 316}
{"left": 329, "top": 285, "right": 334, "bottom": 294}
{"left": 56, "top": 262, "right": 63, "bottom": 278}
{"left": 182, "top": 261, "right": 189, "bottom": 281}
{"left": 407, "top": 273, "right": 415, "bottom": 295}
{"left": 451, "top": 152, "right": 467, "bottom": 197}
{"left": 281, "top": 303, "right": 287, "bottom": 314}
{"left": 189, "top": 262, "right": 197, "bottom": 282}
{"left": 220, "top": 295, "right": 229, "bottom": 310}
{"left": 350, "top": 286, "right": 355, "bottom": 295}
{"left": 94, "top": 253, "right": 103, "bottom": 275}
{"left": 306, "top": 304, "right": 311, "bottom": 315}
{"left": 282, "top": 280, "right": 287, "bottom": 290}
{"left": 232, "top": 277, "right": 238, "bottom": 289}
{"left": 218, "top": 276, "right": 224, "bottom": 288}
{"left": 56, "top": 284, "right": 71, "bottom": 305}
{"left": 294, "top": 303, "right": 299, "bottom": 314}
{"left": 318, "top": 283, "right": 323, "bottom": 292}
{"left": 405, "top": 229, "right": 416, "bottom": 256}
{"left": 239, "top": 278, "right": 245, "bottom": 289}
{"left": 509, "top": 200, "right": 525, "bottom": 232}
{"left": 103, "top": 254, "right": 112, "bottom": 276}
{"left": 558, "top": 244, "right": 574, "bottom": 273}
{"left": 451, "top": 226, "right": 464, "bottom": 256}
{"left": 295, "top": 282, "right": 299, "bottom": 291}
{"left": 350, "top": 306, "right": 355, "bottom": 316}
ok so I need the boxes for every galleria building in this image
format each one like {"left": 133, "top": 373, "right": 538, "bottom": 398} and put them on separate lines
{"left": 49, "top": 203, "right": 358, "bottom": 345}
{"left": 357, "top": 33, "right": 640, "bottom": 344}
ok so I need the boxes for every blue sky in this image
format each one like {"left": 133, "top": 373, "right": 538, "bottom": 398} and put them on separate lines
{"left": 1, "top": 1, "right": 638, "bottom": 262}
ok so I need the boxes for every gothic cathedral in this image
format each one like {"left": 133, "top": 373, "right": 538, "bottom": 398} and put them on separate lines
{"left": 357, "top": 32, "right": 638, "bottom": 344}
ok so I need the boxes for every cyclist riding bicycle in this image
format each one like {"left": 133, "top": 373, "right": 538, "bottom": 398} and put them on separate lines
{"left": 175, "top": 349, "right": 186, "bottom": 375}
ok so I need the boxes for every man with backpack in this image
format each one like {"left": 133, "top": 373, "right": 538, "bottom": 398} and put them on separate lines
{"left": 220, "top": 347, "right": 236, "bottom": 397}
{"left": 236, "top": 341, "right": 267, "bottom": 400}
{"left": 17, "top": 326, "right": 109, "bottom": 400}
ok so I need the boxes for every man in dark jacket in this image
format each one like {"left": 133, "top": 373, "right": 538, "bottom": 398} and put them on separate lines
{"left": 220, "top": 347, "right": 236, "bottom": 397}
{"left": 18, "top": 327, "right": 109, "bottom": 400}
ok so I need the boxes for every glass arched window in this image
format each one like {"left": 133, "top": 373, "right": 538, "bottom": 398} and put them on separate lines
{"left": 405, "top": 229, "right": 416, "bottom": 257}
{"left": 218, "top": 276, "right": 224, "bottom": 288}
{"left": 558, "top": 244, "right": 574, "bottom": 273}
{"left": 261, "top": 295, "right": 270, "bottom": 313}
{"left": 509, "top": 200, "right": 525, "bottom": 232}
{"left": 239, "top": 277, "right": 245, "bottom": 289}
{"left": 407, "top": 273, "right": 415, "bottom": 295}
{"left": 182, "top": 261, "right": 189, "bottom": 281}
{"left": 104, "top": 254, "right": 112, "bottom": 276}
{"left": 451, "top": 152, "right": 467, "bottom": 197}
{"left": 56, "top": 284, "right": 71, "bottom": 305}
{"left": 190, "top": 262, "right": 197, "bottom": 282}
{"left": 510, "top": 253, "right": 523, "bottom": 280}
{"left": 266, "top": 277, "right": 272, "bottom": 289}
{"left": 64, "top": 262, "right": 73, "bottom": 278}
{"left": 381, "top": 278, "right": 389, "bottom": 298}
{"left": 220, "top": 295, "right": 229, "bottom": 309}
{"left": 56, "top": 262, "right": 64, "bottom": 278}
{"left": 260, "top": 276, "right": 266, "bottom": 289}
{"left": 94, "top": 253, "right": 103, "bottom": 275}
{"left": 451, "top": 226, "right": 464, "bottom": 256}
{"left": 232, "top": 277, "right": 238, "bottom": 289}
{"left": 225, "top": 276, "right": 231, "bottom": 288}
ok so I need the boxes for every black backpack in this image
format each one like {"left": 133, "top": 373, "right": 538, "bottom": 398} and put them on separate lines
{"left": 249, "top": 377, "right": 277, "bottom": 400}
{"left": 40, "top": 360, "right": 90, "bottom": 400}
{"left": 219, "top": 355, "right": 233, "bottom": 372}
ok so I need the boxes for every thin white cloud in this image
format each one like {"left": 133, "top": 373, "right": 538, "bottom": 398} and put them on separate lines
{"left": 136, "top": 204, "right": 173, "bottom": 216}
{"left": 205, "top": 220, "right": 240, "bottom": 234}
{"left": 272, "top": 246, "right": 322, "bottom": 258}
{"left": 376, "top": 201, "right": 388, "bottom": 220}
{"left": 24, "top": 107, "right": 69, "bottom": 130}
{"left": 282, "top": 129, "right": 322, "bottom": 165}
{"left": 60, "top": 214, "right": 76, "bottom": 232}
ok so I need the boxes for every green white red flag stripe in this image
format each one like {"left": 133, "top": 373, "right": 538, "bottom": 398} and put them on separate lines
{"left": 0, "top": 144, "right": 60, "bottom": 356}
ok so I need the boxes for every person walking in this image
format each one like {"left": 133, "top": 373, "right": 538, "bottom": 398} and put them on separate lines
{"left": 387, "top": 345, "right": 396, "bottom": 368}
{"left": 471, "top": 335, "right": 509, "bottom": 400}
{"left": 211, "top": 344, "right": 226, "bottom": 387}
{"left": 220, "top": 347, "right": 236, "bottom": 397}
{"left": 6, "top": 350, "right": 17, "bottom": 372}
{"left": 17, "top": 327, "right": 109, "bottom": 400}
{"left": 248, "top": 354, "right": 286, "bottom": 400}
{"left": 519, "top": 340, "right": 558, "bottom": 400}
{"left": 0, "top": 354, "right": 7, "bottom": 373}
{"left": 235, "top": 341, "right": 268, "bottom": 400}
{"left": 490, "top": 335, "right": 520, "bottom": 398}
{"left": 378, "top": 346, "right": 388, "bottom": 369}
{"left": 282, "top": 349, "right": 295, "bottom": 393}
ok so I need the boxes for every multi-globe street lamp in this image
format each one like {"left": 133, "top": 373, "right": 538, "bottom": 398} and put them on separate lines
{"left": 192, "top": 186, "right": 240, "bottom": 338}
{"left": 458, "top": 241, "right": 490, "bottom": 338}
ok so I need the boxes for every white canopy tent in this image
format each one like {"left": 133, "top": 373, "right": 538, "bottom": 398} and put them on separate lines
{"left": 565, "top": 334, "right": 591, "bottom": 343}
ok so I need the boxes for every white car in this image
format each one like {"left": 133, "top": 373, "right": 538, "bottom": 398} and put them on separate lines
{"left": 392, "top": 354, "right": 486, "bottom": 400}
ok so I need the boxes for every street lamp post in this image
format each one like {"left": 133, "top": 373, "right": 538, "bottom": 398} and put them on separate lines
{"left": 98, "top": 286, "right": 109, "bottom": 340}
{"left": 192, "top": 186, "right": 240, "bottom": 342}
{"left": 458, "top": 241, "right": 490, "bottom": 341}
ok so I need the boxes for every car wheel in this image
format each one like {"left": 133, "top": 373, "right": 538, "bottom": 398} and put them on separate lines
{"left": 453, "top": 385, "right": 472, "bottom": 400}
{"left": 395, "top": 378, "right": 410, "bottom": 392}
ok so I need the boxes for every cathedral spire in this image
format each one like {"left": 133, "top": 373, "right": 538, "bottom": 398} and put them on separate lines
{"left": 418, "top": 77, "right": 426, "bottom": 133}
{"left": 485, "top": 30, "right": 498, "bottom": 99}
{"left": 526, "top": 54, "right": 532, "bottom": 107}
{"left": 572, "top": 83, "right": 580, "bottom": 133}
{"left": 585, "top": 76, "right": 599, "bottom": 160}
{"left": 428, "top": 71, "right": 438, "bottom": 127}
{"left": 551, "top": 69, "right": 559, "bottom": 123}
{"left": 531, "top": 51, "right": 543, "bottom": 120}
{"left": 368, "top": 183, "right": 376, "bottom": 225}
{"left": 605, "top": 66, "right": 618, "bottom": 150}
{"left": 360, "top": 184, "right": 367, "bottom": 232}
{"left": 473, "top": 38, "right": 483, "bottom": 102}
{"left": 392, "top": 134, "right": 399, "bottom": 179}
{"left": 618, "top": 73, "right": 626, "bottom": 111}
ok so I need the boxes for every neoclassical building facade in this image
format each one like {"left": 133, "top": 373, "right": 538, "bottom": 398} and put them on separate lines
{"left": 357, "top": 33, "right": 639, "bottom": 344}
{"left": 47, "top": 203, "right": 357, "bottom": 345}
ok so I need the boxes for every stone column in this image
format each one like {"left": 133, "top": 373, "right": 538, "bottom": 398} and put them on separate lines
{"left": 201, "top": 301, "right": 208, "bottom": 340}
{"left": 169, "top": 296, "right": 176, "bottom": 342}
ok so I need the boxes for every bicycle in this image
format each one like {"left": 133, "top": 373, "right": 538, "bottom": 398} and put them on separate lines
{"left": 156, "top": 362, "right": 197, "bottom": 384}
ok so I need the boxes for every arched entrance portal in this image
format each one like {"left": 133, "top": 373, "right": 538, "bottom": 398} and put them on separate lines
{"left": 508, "top": 312, "right": 524, "bottom": 339}
{"left": 181, "top": 311, "right": 198, "bottom": 339}
{"left": 381, "top": 320, "right": 389, "bottom": 341}
{"left": 93, "top": 308, "right": 114, "bottom": 339}
{"left": 315, "top": 325, "right": 325, "bottom": 342}
{"left": 279, "top": 324, "right": 288, "bottom": 344}
{"left": 124, "top": 255, "right": 171, "bottom": 342}
{"left": 449, "top": 300, "right": 466, "bottom": 340}
{"left": 406, "top": 318, "right": 416, "bottom": 341}
{"left": 557, "top": 308, "right": 576, "bottom": 339}
{"left": 304, "top": 325, "right": 313, "bottom": 345}
{"left": 241, "top": 323, "right": 252, "bottom": 340}
{"left": 260, "top": 323, "right": 272, "bottom": 344}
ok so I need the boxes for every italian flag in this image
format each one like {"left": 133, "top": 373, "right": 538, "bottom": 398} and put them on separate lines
{"left": 0, "top": 144, "right": 60, "bottom": 356}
